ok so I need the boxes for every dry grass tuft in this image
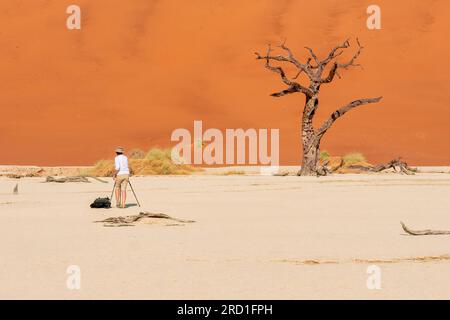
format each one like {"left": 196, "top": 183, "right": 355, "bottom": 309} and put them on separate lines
{"left": 319, "top": 150, "right": 330, "bottom": 161}
{"left": 129, "top": 149, "right": 146, "bottom": 159}
{"left": 219, "top": 170, "right": 246, "bottom": 176}
{"left": 318, "top": 152, "right": 373, "bottom": 174}
{"left": 342, "top": 152, "right": 367, "bottom": 166}
{"left": 88, "top": 147, "right": 199, "bottom": 177}
{"left": 89, "top": 160, "right": 115, "bottom": 177}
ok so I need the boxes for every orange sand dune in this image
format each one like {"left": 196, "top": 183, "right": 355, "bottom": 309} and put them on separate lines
{"left": 0, "top": 0, "right": 449, "bottom": 166}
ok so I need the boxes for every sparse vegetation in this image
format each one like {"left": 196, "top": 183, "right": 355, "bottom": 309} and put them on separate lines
{"left": 89, "top": 159, "right": 116, "bottom": 177}
{"left": 129, "top": 149, "right": 146, "bottom": 159}
{"left": 319, "top": 150, "right": 330, "bottom": 161}
{"left": 88, "top": 147, "right": 199, "bottom": 177}
{"left": 219, "top": 170, "right": 246, "bottom": 176}
{"left": 342, "top": 152, "right": 366, "bottom": 166}
{"left": 145, "top": 148, "right": 171, "bottom": 161}
{"left": 317, "top": 151, "right": 375, "bottom": 174}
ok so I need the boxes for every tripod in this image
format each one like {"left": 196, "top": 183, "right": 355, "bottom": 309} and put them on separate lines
{"left": 110, "top": 179, "right": 141, "bottom": 207}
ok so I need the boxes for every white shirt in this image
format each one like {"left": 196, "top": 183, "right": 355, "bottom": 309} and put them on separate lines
{"left": 115, "top": 154, "right": 130, "bottom": 175}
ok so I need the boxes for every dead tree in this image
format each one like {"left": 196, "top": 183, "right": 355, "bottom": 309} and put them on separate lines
{"left": 255, "top": 39, "right": 382, "bottom": 176}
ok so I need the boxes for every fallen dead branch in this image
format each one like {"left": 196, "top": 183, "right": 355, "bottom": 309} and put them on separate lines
{"left": 95, "top": 212, "right": 195, "bottom": 227}
{"left": 273, "top": 172, "right": 289, "bottom": 176}
{"left": 333, "top": 158, "right": 417, "bottom": 175}
{"left": 371, "top": 158, "right": 416, "bottom": 174}
{"left": 87, "top": 176, "right": 108, "bottom": 183}
{"left": 45, "top": 176, "right": 90, "bottom": 183}
{"left": 6, "top": 174, "right": 22, "bottom": 179}
{"left": 276, "top": 254, "right": 450, "bottom": 265}
{"left": 401, "top": 222, "right": 450, "bottom": 236}
{"left": 5, "top": 172, "right": 42, "bottom": 179}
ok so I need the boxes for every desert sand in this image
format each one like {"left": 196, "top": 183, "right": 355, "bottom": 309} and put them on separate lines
{"left": 1, "top": 170, "right": 450, "bottom": 299}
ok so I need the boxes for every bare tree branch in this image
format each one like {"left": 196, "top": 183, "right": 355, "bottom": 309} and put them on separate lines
{"left": 277, "top": 39, "right": 299, "bottom": 64}
{"left": 320, "top": 38, "right": 364, "bottom": 83}
{"left": 272, "top": 83, "right": 315, "bottom": 97}
{"left": 316, "top": 96, "right": 383, "bottom": 138}
{"left": 320, "top": 63, "right": 338, "bottom": 83}
{"left": 255, "top": 40, "right": 317, "bottom": 77}
{"left": 304, "top": 46, "right": 320, "bottom": 65}
{"left": 271, "top": 85, "right": 299, "bottom": 97}
{"left": 337, "top": 38, "right": 363, "bottom": 70}
{"left": 261, "top": 45, "right": 294, "bottom": 86}
{"left": 292, "top": 70, "right": 302, "bottom": 79}
{"left": 255, "top": 46, "right": 309, "bottom": 74}
{"left": 320, "top": 38, "right": 350, "bottom": 66}
{"left": 255, "top": 43, "right": 314, "bottom": 97}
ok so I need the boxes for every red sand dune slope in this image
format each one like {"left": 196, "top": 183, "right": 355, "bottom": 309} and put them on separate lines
{"left": 0, "top": 0, "right": 449, "bottom": 165}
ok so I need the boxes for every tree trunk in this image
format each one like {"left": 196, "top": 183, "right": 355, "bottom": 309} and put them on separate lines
{"left": 298, "top": 96, "right": 320, "bottom": 176}
{"left": 299, "top": 141, "right": 319, "bottom": 176}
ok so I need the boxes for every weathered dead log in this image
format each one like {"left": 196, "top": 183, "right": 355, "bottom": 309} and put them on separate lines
{"left": 139, "top": 212, "right": 195, "bottom": 223}
{"left": 5, "top": 169, "right": 43, "bottom": 179}
{"left": 315, "top": 166, "right": 329, "bottom": 176}
{"left": 6, "top": 174, "right": 22, "bottom": 179}
{"left": 273, "top": 172, "right": 289, "bottom": 176}
{"left": 95, "top": 212, "right": 195, "bottom": 227}
{"left": 372, "top": 158, "right": 417, "bottom": 174}
{"left": 401, "top": 222, "right": 450, "bottom": 236}
{"left": 6, "top": 173, "right": 41, "bottom": 179}
{"left": 45, "top": 176, "right": 90, "bottom": 183}
{"left": 45, "top": 175, "right": 106, "bottom": 183}
{"left": 346, "top": 158, "right": 416, "bottom": 175}
{"left": 322, "top": 157, "right": 344, "bottom": 173}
